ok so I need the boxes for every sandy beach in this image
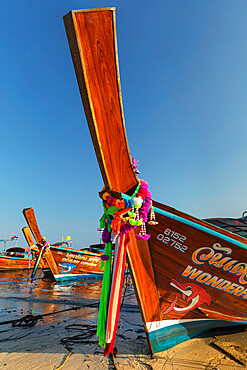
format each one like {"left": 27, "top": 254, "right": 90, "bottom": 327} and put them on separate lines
{"left": 0, "top": 301, "right": 246, "bottom": 370}
{"left": 0, "top": 271, "right": 245, "bottom": 370}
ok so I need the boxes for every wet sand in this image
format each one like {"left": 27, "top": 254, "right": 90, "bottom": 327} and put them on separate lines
{"left": 0, "top": 272, "right": 246, "bottom": 369}
{"left": 0, "top": 305, "right": 246, "bottom": 369}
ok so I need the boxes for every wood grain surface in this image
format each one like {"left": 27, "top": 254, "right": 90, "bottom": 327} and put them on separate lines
{"left": 22, "top": 226, "right": 36, "bottom": 248}
{"left": 64, "top": 9, "right": 138, "bottom": 193}
{"left": 22, "top": 226, "right": 46, "bottom": 269}
{"left": 22, "top": 210, "right": 109, "bottom": 277}
{"left": 50, "top": 246, "right": 104, "bottom": 276}
{"left": 148, "top": 201, "right": 247, "bottom": 321}
{"left": 64, "top": 8, "right": 247, "bottom": 355}
{"left": 64, "top": 11, "right": 161, "bottom": 351}
{"left": 22, "top": 208, "right": 59, "bottom": 275}
{"left": 23, "top": 208, "right": 43, "bottom": 244}
{"left": 0, "top": 255, "right": 36, "bottom": 270}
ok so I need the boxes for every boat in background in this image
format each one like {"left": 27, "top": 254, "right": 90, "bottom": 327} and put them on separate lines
{"left": 48, "top": 242, "right": 109, "bottom": 281}
{"left": 22, "top": 210, "right": 109, "bottom": 281}
{"left": 63, "top": 8, "right": 247, "bottom": 356}
{"left": 205, "top": 212, "right": 247, "bottom": 238}
{"left": 0, "top": 246, "right": 35, "bottom": 271}
{"left": 0, "top": 233, "right": 36, "bottom": 271}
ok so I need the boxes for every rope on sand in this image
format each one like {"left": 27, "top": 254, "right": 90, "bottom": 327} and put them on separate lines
{"left": 0, "top": 302, "right": 99, "bottom": 328}
{"left": 54, "top": 352, "right": 73, "bottom": 370}
{"left": 12, "top": 314, "right": 43, "bottom": 327}
{"left": 60, "top": 324, "right": 98, "bottom": 347}
{"left": 0, "top": 278, "right": 133, "bottom": 329}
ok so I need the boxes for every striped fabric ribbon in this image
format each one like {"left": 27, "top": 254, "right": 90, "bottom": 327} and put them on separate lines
{"left": 97, "top": 233, "right": 129, "bottom": 355}
{"left": 31, "top": 241, "right": 48, "bottom": 283}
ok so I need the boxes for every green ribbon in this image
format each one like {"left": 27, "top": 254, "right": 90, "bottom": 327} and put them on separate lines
{"left": 130, "top": 181, "right": 141, "bottom": 199}
{"left": 97, "top": 223, "right": 112, "bottom": 348}
{"left": 107, "top": 205, "right": 121, "bottom": 215}
{"left": 99, "top": 200, "right": 122, "bottom": 228}
{"left": 97, "top": 184, "right": 142, "bottom": 348}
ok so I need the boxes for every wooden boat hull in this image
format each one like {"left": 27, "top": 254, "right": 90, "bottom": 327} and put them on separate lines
{"left": 0, "top": 245, "right": 36, "bottom": 271}
{"left": 148, "top": 319, "right": 245, "bottom": 353}
{"left": 29, "top": 245, "right": 105, "bottom": 281}
{"left": 143, "top": 201, "right": 247, "bottom": 352}
{"left": 0, "top": 255, "right": 35, "bottom": 270}
{"left": 48, "top": 245, "right": 105, "bottom": 281}
{"left": 29, "top": 244, "right": 105, "bottom": 281}
{"left": 64, "top": 8, "right": 247, "bottom": 355}
{"left": 22, "top": 213, "right": 107, "bottom": 281}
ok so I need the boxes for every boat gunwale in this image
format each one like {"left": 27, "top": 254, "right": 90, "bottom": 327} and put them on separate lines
{"left": 50, "top": 245, "right": 103, "bottom": 257}
{"left": 121, "top": 192, "right": 247, "bottom": 250}
{"left": 0, "top": 255, "right": 32, "bottom": 261}
{"left": 153, "top": 206, "right": 247, "bottom": 250}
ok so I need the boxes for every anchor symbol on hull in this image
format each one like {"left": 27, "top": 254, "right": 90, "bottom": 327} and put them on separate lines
{"left": 163, "top": 279, "right": 211, "bottom": 315}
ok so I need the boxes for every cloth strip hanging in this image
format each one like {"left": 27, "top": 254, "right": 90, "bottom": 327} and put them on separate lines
{"left": 104, "top": 233, "right": 129, "bottom": 356}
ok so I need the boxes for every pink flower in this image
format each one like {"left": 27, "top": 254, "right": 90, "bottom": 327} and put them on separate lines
{"left": 135, "top": 234, "right": 151, "bottom": 240}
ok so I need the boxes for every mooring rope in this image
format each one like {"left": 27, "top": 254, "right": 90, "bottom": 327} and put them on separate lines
{"left": 0, "top": 301, "right": 99, "bottom": 328}
{"left": 54, "top": 352, "right": 73, "bottom": 370}
{"left": 60, "top": 324, "right": 98, "bottom": 346}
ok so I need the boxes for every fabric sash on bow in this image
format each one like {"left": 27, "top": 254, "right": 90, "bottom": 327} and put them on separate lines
{"left": 97, "top": 224, "right": 113, "bottom": 347}
{"left": 97, "top": 179, "right": 154, "bottom": 355}
{"left": 97, "top": 232, "right": 129, "bottom": 355}
{"left": 31, "top": 241, "right": 48, "bottom": 283}
{"left": 103, "top": 233, "right": 129, "bottom": 356}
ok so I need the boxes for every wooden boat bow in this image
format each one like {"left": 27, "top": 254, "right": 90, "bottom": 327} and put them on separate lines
{"left": 64, "top": 8, "right": 138, "bottom": 193}
{"left": 64, "top": 8, "right": 161, "bottom": 353}
{"left": 64, "top": 8, "right": 247, "bottom": 355}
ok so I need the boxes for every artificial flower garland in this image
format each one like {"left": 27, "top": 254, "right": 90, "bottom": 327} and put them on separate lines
{"left": 100, "top": 179, "right": 157, "bottom": 247}
{"left": 97, "top": 177, "right": 158, "bottom": 355}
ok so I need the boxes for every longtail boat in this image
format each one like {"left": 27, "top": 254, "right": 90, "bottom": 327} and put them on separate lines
{"left": 205, "top": 213, "right": 247, "bottom": 238}
{"left": 0, "top": 234, "right": 36, "bottom": 271}
{"left": 22, "top": 209, "right": 109, "bottom": 281}
{"left": 0, "top": 246, "right": 35, "bottom": 271}
{"left": 63, "top": 8, "right": 247, "bottom": 356}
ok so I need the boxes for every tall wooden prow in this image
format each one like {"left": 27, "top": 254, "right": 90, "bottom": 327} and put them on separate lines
{"left": 64, "top": 8, "right": 138, "bottom": 193}
{"left": 23, "top": 208, "right": 59, "bottom": 277}
{"left": 63, "top": 8, "right": 161, "bottom": 355}
{"left": 63, "top": 8, "right": 247, "bottom": 355}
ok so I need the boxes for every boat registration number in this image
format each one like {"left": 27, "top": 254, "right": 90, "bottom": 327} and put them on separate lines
{"left": 157, "top": 229, "right": 188, "bottom": 253}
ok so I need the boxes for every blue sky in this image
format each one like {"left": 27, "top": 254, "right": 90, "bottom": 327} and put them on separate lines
{"left": 1, "top": 0, "right": 247, "bottom": 249}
